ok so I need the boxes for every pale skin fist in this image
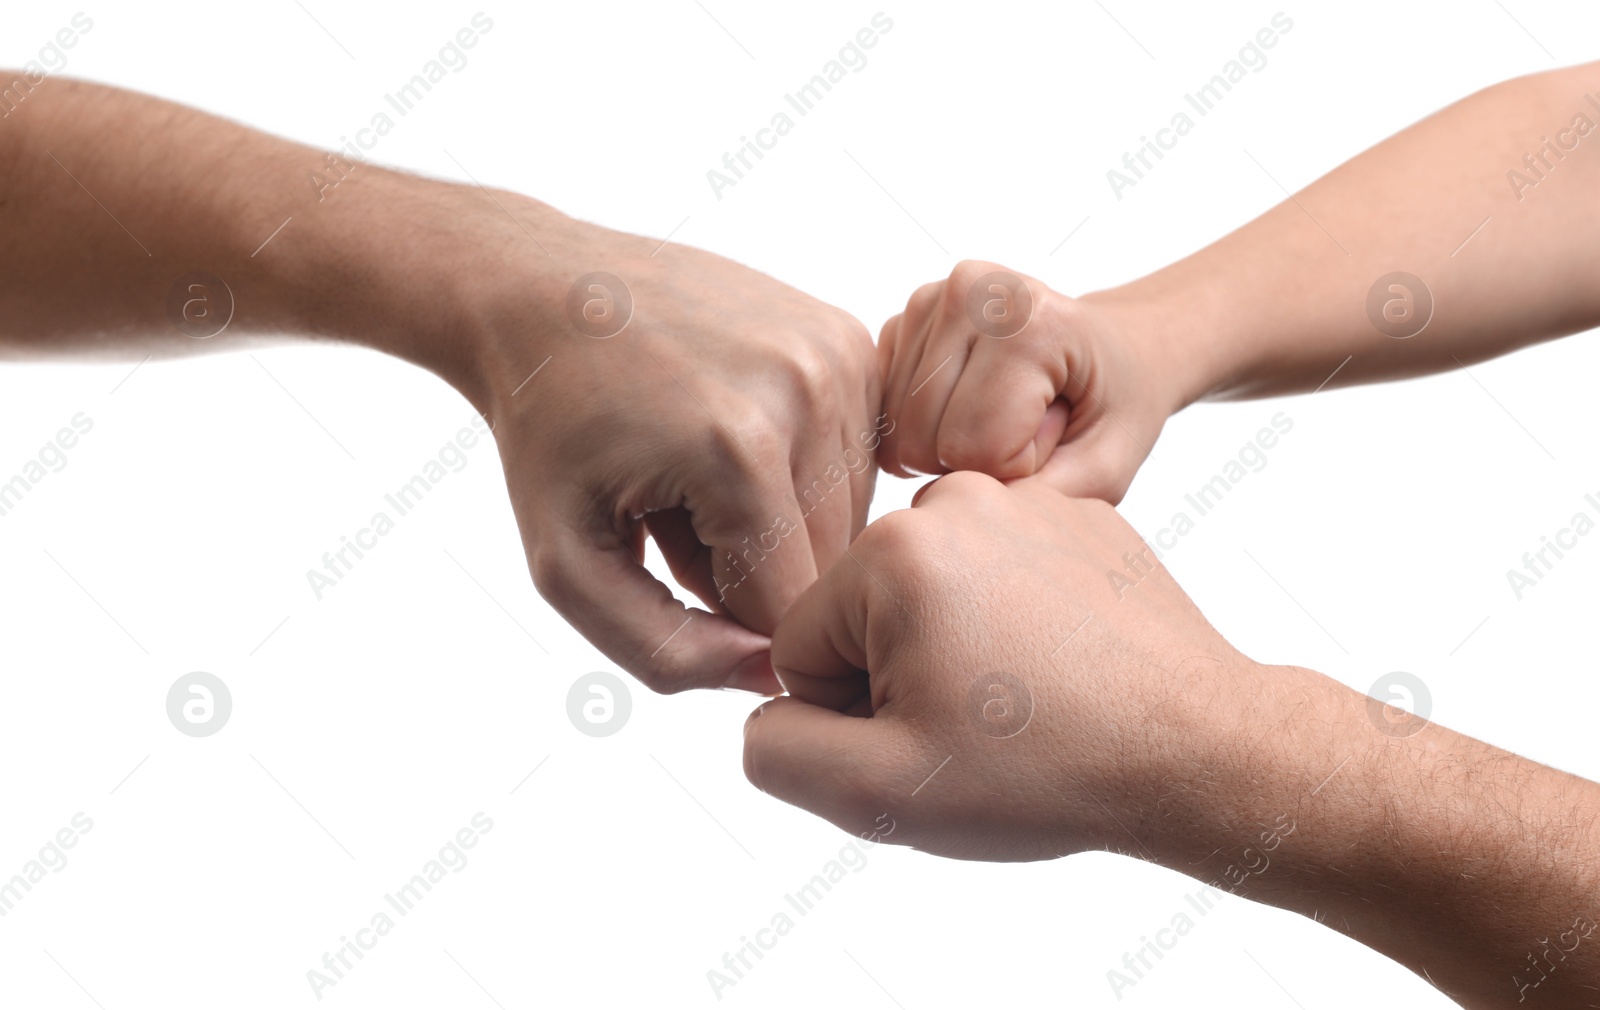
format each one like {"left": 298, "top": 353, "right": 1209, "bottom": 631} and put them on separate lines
{"left": 742, "top": 471, "right": 1250, "bottom": 861}
{"left": 471, "top": 206, "right": 880, "bottom": 694}
{"left": 876, "top": 260, "right": 1177, "bottom": 503}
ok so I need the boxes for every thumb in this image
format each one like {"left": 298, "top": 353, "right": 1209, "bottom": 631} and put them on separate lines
{"left": 1021, "top": 398, "right": 1072, "bottom": 473}
{"left": 743, "top": 697, "right": 913, "bottom": 833}
{"left": 1028, "top": 421, "right": 1150, "bottom": 504}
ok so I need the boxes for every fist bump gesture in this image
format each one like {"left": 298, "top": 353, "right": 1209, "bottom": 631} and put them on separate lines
{"left": 15, "top": 68, "right": 1600, "bottom": 1009}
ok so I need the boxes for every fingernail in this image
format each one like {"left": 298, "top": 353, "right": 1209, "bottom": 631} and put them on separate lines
{"left": 723, "top": 652, "right": 781, "bottom": 695}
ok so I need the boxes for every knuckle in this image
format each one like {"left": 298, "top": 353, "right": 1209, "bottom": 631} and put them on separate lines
{"left": 908, "top": 280, "right": 943, "bottom": 317}
{"left": 894, "top": 283, "right": 942, "bottom": 347}
{"left": 628, "top": 633, "right": 700, "bottom": 695}
{"left": 783, "top": 342, "right": 837, "bottom": 416}
{"left": 743, "top": 416, "right": 787, "bottom": 467}
{"left": 708, "top": 402, "right": 784, "bottom": 472}
{"left": 631, "top": 659, "right": 683, "bottom": 695}
{"left": 526, "top": 541, "right": 567, "bottom": 600}
{"left": 877, "top": 312, "right": 904, "bottom": 354}
{"left": 837, "top": 311, "right": 875, "bottom": 358}
{"left": 947, "top": 258, "right": 995, "bottom": 288}
{"left": 856, "top": 507, "right": 929, "bottom": 564}
{"left": 942, "top": 259, "right": 999, "bottom": 317}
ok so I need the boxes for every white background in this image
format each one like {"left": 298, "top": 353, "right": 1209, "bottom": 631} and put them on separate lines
{"left": 2, "top": 1, "right": 1596, "bottom": 1006}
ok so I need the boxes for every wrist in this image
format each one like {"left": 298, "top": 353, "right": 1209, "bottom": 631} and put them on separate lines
{"left": 257, "top": 166, "right": 574, "bottom": 413}
{"left": 1120, "top": 661, "right": 1576, "bottom": 988}
{"left": 1079, "top": 270, "right": 1244, "bottom": 413}
{"left": 1117, "top": 662, "right": 1384, "bottom": 884}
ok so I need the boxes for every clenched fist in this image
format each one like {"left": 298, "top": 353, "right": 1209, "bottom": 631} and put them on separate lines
{"left": 743, "top": 471, "right": 1251, "bottom": 860}
{"left": 876, "top": 261, "right": 1181, "bottom": 502}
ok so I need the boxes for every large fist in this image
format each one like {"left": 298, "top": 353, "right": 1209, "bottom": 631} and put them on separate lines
{"left": 464, "top": 203, "right": 882, "bottom": 693}
{"left": 743, "top": 472, "right": 1253, "bottom": 861}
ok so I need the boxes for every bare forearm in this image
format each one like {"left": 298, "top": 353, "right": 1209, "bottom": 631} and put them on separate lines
{"left": 1087, "top": 61, "right": 1600, "bottom": 405}
{"left": 1139, "top": 663, "right": 1600, "bottom": 1008}
{"left": 0, "top": 74, "right": 558, "bottom": 404}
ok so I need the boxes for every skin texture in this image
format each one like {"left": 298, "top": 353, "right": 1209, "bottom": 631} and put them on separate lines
{"left": 746, "top": 473, "right": 1600, "bottom": 1009}
{"left": 876, "top": 260, "right": 1170, "bottom": 503}
{"left": 786, "top": 60, "right": 1600, "bottom": 1008}
{"left": 8, "top": 59, "right": 1600, "bottom": 1010}
{"left": 879, "top": 61, "right": 1600, "bottom": 496}
{"left": 0, "top": 74, "right": 879, "bottom": 693}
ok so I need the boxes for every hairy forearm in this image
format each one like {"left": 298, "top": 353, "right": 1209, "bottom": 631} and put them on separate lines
{"left": 1085, "top": 61, "right": 1600, "bottom": 406}
{"left": 1134, "top": 662, "right": 1600, "bottom": 1008}
{"left": 0, "top": 74, "right": 562, "bottom": 406}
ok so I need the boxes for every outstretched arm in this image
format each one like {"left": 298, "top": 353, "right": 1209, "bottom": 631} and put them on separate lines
{"left": 745, "top": 474, "right": 1600, "bottom": 1008}
{"left": 1, "top": 74, "right": 880, "bottom": 692}
{"left": 0, "top": 73, "right": 489, "bottom": 391}
{"left": 875, "top": 61, "right": 1600, "bottom": 499}
{"left": 1094, "top": 59, "right": 1600, "bottom": 404}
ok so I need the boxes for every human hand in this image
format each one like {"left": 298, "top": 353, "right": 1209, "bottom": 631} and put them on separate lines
{"left": 0, "top": 74, "right": 878, "bottom": 696}
{"left": 444, "top": 199, "right": 880, "bottom": 694}
{"left": 875, "top": 261, "right": 1181, "bottom": 502}
{"left": 741, "top": 471, "right": 1254, "bottom": 860}
{"left": 744, "top": 471, "right": 1600, "bottom": 1009}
